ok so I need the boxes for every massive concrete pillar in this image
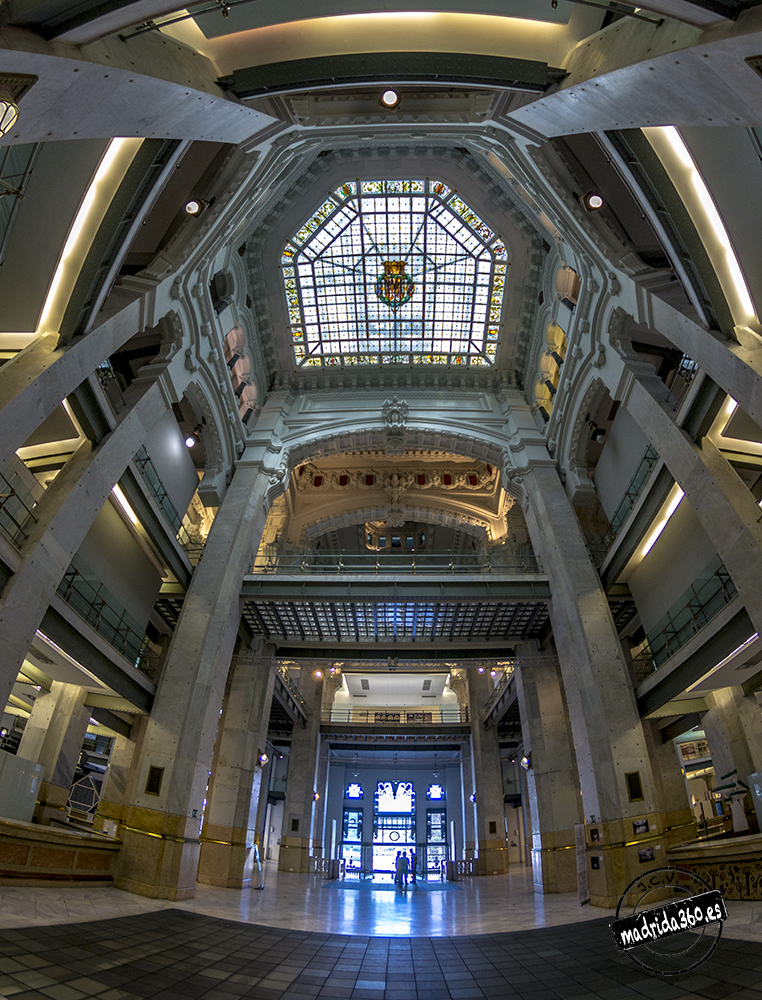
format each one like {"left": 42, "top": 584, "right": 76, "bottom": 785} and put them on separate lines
{"left": 94, "top": 718, "right": 148, "bottom": 835}
{"left": 113, "top": 461, "right": 271, "bottom": 899}
{"left": 702, "top": 686, "right": 762, "bottom": 832}
{"left": 0, "top": 292, "right": 147, "bottom": 470}
{"left": 625, "top": 374, "right": 762, "bottom": 636}
{"left": 514, "top": 653, "right": 582, "bottom": 893}
{"left": 641, "top": 720, "right": 695, "bottom": 847}
{"left": 0, "top": 377, "right": 168, "bottom": 712}
{"left": 278, "top": 670, "right": 323, "bottom": 873}
{"left": 467, "top": 670, "right": 509, "bottom": 875}
{"left": 522, "top": 462, "right": 665, "bottom": 906}
{"left": 460, "top": 736, "right": 476, "bottom": 858}
{"left": 17, "top": 681, "right": 90, "bottom": 825}
{"left": 646, "top": 294, "right": 762, "bottom": 435}
{"left": 197, "top": 641, "right": 276, "bottom": 889}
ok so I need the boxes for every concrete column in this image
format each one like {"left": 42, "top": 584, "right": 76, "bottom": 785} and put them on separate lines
{"left": 514, "top": 654, "right": 582, "bottom": 893}
{"left": 626, "top": 374, "right": 762, "bottom": 637}
{"left": 467, "top": 670, "right": 509, "bottom": 875}
{"left": 523, "top": 462, "right": 664, "bottom": 907}
{"left": 18, "top": 681, "right": 90, "bottom": 825}
{"left": 0, "top": 292, "right": 145, "bottom": 470}
{"left": 703, "top": 685, "right": 762, "bottom": 831}
{"left": 641, "top": 720, "right": 695, "bottom": 847}
{"left": 114, "top": 461, "right": 271, "bottom": 900}
{"left": 197, "top": 642, "right": 276, "bottom": 889}
{"left": 460, "top": 736, "right": 475, "bottom": 858}
{"left": 278, "top": 670, "right": 323, "bottom": 874}
{"left": 647, "top": 294, "right": 762, "bottom": 434}
{"left": 94, "top": 719, "right": 148, "bottom": 835}
{"left": 311, "top": 741, "right": 330, "bottom": 859}
{"left": 0, "top": 377, "right": 168, "bottom": 713}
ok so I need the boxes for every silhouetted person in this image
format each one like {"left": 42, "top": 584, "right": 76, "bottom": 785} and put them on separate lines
{"left": 399, "top": 851, "right": 409, "bottom": 888}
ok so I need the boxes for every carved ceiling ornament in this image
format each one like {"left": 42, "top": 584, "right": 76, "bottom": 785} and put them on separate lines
{"left": 293, "top": 462, "right": 497, "bottom": 494}
{"left": 382, "top": 397, "right": 409, "bottom": 456}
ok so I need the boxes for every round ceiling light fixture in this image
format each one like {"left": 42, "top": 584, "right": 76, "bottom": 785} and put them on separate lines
{"left": 184, "top": 197, "right": 208, "bottom": 217}
{"left": 380, "top": 88, "right": 400, "bottom": 109}
{"left": 0, "top": 88, "right": 20, "bottom": 137}
{"left": 185, "top": 435, "right": 196, "bottom": 448}
{"left": 581, "top": 191, "right": 604, "bottom": 212}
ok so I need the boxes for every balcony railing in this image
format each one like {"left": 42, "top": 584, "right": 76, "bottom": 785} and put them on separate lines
{"left": 609, "top": 445, "right": 659, "bottom": 536}
{"left": 95, "top": 361, "right": 126, "bottom": 415}
{"left": 57, "top": 555, "right": 159, "bottom": 681}
{"left": 323, "top": 706, "right": 468, "bottom": 725}
{"left": 134, "top": 446, "right": 204, "bottom": 565}
{"left": 484, "top": 664, "right": 515, "bottom": 716}
{"left": 277, "top": 662, "right": 306, "bottom": 712}
{"left": 633, "top": 554, "right": 737, "bottom": 682}
{"left": 0, "top": 467, "right": 38, "bottom": 546}
{"left": 252, "top": 549, "right": 540, "bottom": 575}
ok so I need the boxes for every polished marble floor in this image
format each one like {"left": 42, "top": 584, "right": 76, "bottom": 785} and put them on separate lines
{"left": 1, "top": 865, "right": 761, "bottom": 940}
{"left": 1, "top": 868, "right": 762, "bottom": 1000}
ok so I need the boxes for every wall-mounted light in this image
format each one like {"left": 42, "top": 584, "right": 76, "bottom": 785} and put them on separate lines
{"left": 520, "top": 754, "right": 532, "bottom": 771}
{"left": 314, "top": 669, "right": 324, "bottom": 680}
{"left": 469, "top": 793, "right": 477, "bottom": 802}
{"left": 112, "top": 484, "right": 138, "bottom": 525}
{"left": 184, "top": 197, "right": 209, "bottom": 217}
{"left": 380, "top": 89, "right": 400, "bottom": 109}
{"left": 586, "top": 414, "right": 606, "bottom": 444}
{"left": 313, "top": 791, "right": 320, "bottom": 801}
{"left": 0, "top": 88, "right": 20, "bottom": 137}
{"left": 490, "top": 668, "right": 498, "bottom": 678}
{"left": 258, "top": 752, "right": 269, "bottom": 766}
{"left": 185, "top": 424, "right": 203, "bottom": 448}
{"left": 581, "top": 191, "right": 604, "bottom": 212}
{"left": 478, "top": 666, "right": 485, "bottom": 673}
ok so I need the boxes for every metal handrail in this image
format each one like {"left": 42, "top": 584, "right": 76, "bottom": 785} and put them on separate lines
{"left": 134, "top": 446, "right": 204, "bottom": 565}
{"left": 609, "top": 445, "right": 659, "bottom": 536}
{"left": 322, "top": 706, "right": 468, "bottom": 725}
{"left": 252, "top": 549, "right": 541, "bottom": 575}
{"left": 632, "top": 554, "right": 737, "bottom": 680}
{"left": 57, "top": 556, "right": 159, "bottom": 680}
{"left": 484, "top": 664, "right": 515, "bottom": 716}
{"left": 0, "top": 143, "right": 41, "bottom": 272}
{"left": 276, "top": 662, "right": 306, "bottom": 711}
{"left": 0, "top": 468, "right": 38, "bottom": 546}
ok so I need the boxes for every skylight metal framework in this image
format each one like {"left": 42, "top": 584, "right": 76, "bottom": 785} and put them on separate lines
{"left": 281, "top": 179, "right": 507, "bottom": 368}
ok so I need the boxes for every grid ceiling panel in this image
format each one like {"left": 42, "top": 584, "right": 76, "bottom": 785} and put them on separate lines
{"left": 243, "top": 599, "right": 549, "bottom": 643}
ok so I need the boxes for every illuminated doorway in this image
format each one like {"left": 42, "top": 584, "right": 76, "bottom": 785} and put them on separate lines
{"left": 373, "top": 780, "right": 415, "bottom": 875}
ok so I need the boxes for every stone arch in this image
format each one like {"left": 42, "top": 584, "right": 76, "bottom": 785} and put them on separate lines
{"left": 183, "top": 379, "right": 230, "bottom": 506}
{"left": 303, "top": 506, "right": 491, "bottom": 545}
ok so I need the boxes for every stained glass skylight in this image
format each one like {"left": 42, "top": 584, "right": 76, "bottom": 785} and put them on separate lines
{"left": 281, "top": 179, "right": 507, "bottom": 368}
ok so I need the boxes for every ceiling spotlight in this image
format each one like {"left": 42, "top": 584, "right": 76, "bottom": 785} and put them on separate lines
{"left": 185, "top": 435, "right": 196, "bottom": 447}
{"left": 0, "top": 88, "right": 20, "bottom": 137}
{"left": 314, "top": 669, "right": 324, "bottom": 680}
{"left": 380, "top": 89, "right": 400, "bottom": 109}
{"left": 581, "top": 191, "right": 604, "bottom": 212}
{"left": 184, "top": 197, "right": 209, "bottom": 217}
{"left": 478, "top": 666, "right": 485, "bottom": 673}
{"left": 490, "top": 668, "right": 498, "bottom": 678}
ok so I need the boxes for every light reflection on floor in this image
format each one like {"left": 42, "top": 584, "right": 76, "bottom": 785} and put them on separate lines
{"left": 1, "top": 864, "right": 760, "bottom": 940}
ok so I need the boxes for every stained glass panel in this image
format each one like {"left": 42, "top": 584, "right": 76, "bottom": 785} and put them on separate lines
{"left": 282, "top": 179, "right": 507, "bottom": 367}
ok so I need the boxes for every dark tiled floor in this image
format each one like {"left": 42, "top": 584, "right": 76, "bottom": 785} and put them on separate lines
{"left": 0, "top": 910, "right": 761, "bottom": 1000}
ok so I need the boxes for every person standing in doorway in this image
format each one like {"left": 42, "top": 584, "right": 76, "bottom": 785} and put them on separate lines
{"left": 410, "top": 849, "right": 417, "bottom": 884}
{"left": 394, "top": 851, "right": 402, "bottom": 886}
{"left": 399, "top": 850, "right": 409, "bottom": 889}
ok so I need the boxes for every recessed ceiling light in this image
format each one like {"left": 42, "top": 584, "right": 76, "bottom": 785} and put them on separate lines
{"left": 380, "top": 89, "right": 400, "bottom": 109}
{"left": 185, "top": 198, "right": 208, "bottom": 216}
{"left": 581, "top": 191, "right": 604, "bottom": 211}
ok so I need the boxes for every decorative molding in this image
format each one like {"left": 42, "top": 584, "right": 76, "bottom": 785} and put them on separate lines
{"left": 382, "top": 397, "right": 409, "bottom": 457}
